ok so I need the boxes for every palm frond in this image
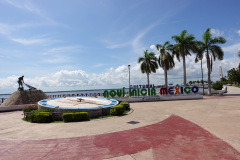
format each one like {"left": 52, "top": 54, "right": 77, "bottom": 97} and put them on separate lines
{"left": 210, "top": 45, "right": 224, "bottom": 60}
{"left": 203, "top": 28, "right": 211, "bottom": 44}
{"left": 210, "top": 37, "right": 226, "bottom": 44}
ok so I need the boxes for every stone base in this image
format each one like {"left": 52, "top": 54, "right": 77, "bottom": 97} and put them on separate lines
{"left": 1, "top": 90, "right": 48, "bottom": 106}
{"left": 38, "top": 105, "right": 111, "bottom": 120}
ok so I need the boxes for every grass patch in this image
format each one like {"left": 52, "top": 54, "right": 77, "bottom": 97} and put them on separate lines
{"left": 52, "top": 121, "right": 64, "bottom": 123}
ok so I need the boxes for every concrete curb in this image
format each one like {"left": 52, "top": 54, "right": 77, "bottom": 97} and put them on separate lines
{"left": 0, "top": 104, "right": 34, "bottom": 112}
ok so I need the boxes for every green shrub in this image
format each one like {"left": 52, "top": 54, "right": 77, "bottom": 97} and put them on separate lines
{"left": 63, "top": 112, "right": 89, "bottom": 122}
{"left": 212, "top": 81, "right": 223, "bottom": 90}
{"left": 110, "top": 105, "right": 125, "bottom": 116}
{"left": 30, "top": 109, "right": 51, "bottom": 113}
{"left": 26, "top": 109, "right": 51, "bottom": 121}
{"left": 29, "top": 112, "right": 53, "bottom": 123}
{"left": 22, "top": 105, "right": 38, "bottom": 112}
{"left": 62, "top": 113, "right": 75, "bottom": 122}
{"left": 120, "top": 102, "right": 130, "bottom": 110}
{"left": 74, "top": 112, "right": 89, "bottom": 121}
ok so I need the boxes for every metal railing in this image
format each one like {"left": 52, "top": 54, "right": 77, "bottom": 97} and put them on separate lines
{"left": 0, "top": 93, "right": 107, "bottom": 104}
{"left": 47, "top": 93, "right": 105, "bottom": 99}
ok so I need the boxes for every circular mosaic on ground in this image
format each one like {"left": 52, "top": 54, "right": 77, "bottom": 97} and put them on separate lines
{"left": 39, "top": 97, "right": 118, "bottom": 109}
{"left": 38, "top": 97, "right": 118, "bottom": 119}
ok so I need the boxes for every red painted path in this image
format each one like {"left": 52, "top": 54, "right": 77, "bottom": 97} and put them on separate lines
{"left": 1, "top": 115, "right": 240, "bottom": 160}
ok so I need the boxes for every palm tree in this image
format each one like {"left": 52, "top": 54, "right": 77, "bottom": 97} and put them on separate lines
{"left": 197, "top": 80, "right": 200, "bottom": 86}
{"left": 196, "top": 28, "right": 226, "bottom": 95}
{"left": 172, "top": 30, "right": 197, "bottom": 86}
{"left": 138, "top": 50, "right": 158, "bottom": 87}
{"left": 195, "top": 45, "right": 205, "bottom": 94}
{"left": 189, "top": 80, "right": 193, "bottom": 86}
{"left": 238, "top": 51, "right": 240, "bottom": 70}
{"left": 156, "top": 41, "right": 175, "bottom": 88}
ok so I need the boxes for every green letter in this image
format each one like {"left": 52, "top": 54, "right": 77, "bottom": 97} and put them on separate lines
{"left": 184, "top": 87, "right": 191, "bottom": 94}
{"left": 123, "top": 87, "right": 125, "bottom": 97}
{"left": 151, "top": 88, "right": 156, "bottom": 96}
{"left": 117, "top": 89, "right": 122, "bottom": 97}
{"left": 110, "top": 90, "right": 116, "bottom": 97}
{"left": 104, "top": 90, "right": 109, "bottom": 98}
{"left": 131, "top": 89, "right": 137, "bottom": 96}
{"left": 141, "top": 89, "right": 147, "bottom": 96}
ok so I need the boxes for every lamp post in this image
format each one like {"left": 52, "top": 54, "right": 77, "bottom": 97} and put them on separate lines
{"left": 128, "top": 65, "right": 131, "bottom": 89}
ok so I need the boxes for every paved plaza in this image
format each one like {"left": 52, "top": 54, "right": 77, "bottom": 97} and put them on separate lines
{"left": 0, "top": 86, "right": 240, "bottom": 159}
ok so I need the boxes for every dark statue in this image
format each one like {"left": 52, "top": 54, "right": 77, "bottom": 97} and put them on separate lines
{"left": 18, "top": 75, "right": 37, "bottom": 91}
{"left": 18, "top": 76, "right": 24, "bottom": 91}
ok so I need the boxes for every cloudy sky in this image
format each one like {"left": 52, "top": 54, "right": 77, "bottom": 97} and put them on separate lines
{"left": 0, "top": 0, "right": 240, "bottom": 94}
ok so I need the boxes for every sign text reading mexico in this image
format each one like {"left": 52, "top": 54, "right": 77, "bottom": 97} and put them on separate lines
{"left": 104, "top": 86, "right": 199, "bottom": 98}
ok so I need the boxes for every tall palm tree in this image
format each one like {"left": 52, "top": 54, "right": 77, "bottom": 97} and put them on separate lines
{"left": 197, "top": 28, "right": 226, "bottom": 95}
{"left": 172, "top": 30, "right": 197, "bottom": 86}
{"left": 156, "top": 41, "right": 175, "bottom": 88}
{"left": 138, "top": 50, "right": 158, "bottom": 87}
{"left": 195, "top": 45, "right": 205, "bottom": 94}
{"left": 238, "top": 51, "right": 240, "bottom": 71}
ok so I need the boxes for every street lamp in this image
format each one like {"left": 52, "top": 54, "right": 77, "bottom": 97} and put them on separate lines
{"left": 128, "top": 65, "right": 130, "bottom": 89}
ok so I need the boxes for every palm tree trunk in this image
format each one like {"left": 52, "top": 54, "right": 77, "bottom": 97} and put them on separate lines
{"left": 182, "top": 55, "right": 187, "bottom": 86}
{"left": 164, "top": 67, "right": 168, "bottom": 88}
{"left": 147, "top": 72, "right": 150, "bottom": 88}
{"left": 206, "top": 53, "right": 212, "bottom": 95}
{"left": 201, "top": 59, "right": 204, "bottom": 95}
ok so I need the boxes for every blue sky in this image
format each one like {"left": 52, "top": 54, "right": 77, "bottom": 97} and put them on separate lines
{"left": 0, "top": 0, "right": 240, "bottom": 93}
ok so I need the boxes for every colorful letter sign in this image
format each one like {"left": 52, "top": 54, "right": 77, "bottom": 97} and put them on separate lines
{"left": 104, "top": 86, "right": 199, "bottom": 98}
{"left": 159, "top": 86, "right": 199, "bottom": 95}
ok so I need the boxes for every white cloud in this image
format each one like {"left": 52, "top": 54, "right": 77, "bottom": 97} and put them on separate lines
{"left": 0, "top": 22, "right": 59, "bottom": 46}
{"left": 0, "top": 23, "right": 13, "bottom": 35}
{"left": 237, "top": 30, "right": 240, "bottom": 36}
{"left": 11, "top": 38, "right": 50, "bottom": 45}
{"left": 150, "top": 45, "right": 155, "bottom": 50}
{"left": 132, "top": 23, "right": 157, "bottom": 54}
{"left": 3, "top": 0, "right": 56, "bottom": 24}
{"left": 222, "top": 43, "right": 240, "bottom": 53}
{"left": 1, "top": 54, "right": 238, "bottom": 94}
{"left": 42, "top": 46, "right": 81, "bottom": 55}
{"left": 93, "top": 64, "right": 105, "bottom": 68}
{"left": 43, "top": 55, "right": 71, "bottom": 64}
{"left": 210, "top": 29, "right": 224, "bottom": 37}
{"left": 105, "top": 42, "right": 130, "bottom": 49}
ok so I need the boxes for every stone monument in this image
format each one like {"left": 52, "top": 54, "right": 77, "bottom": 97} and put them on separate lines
{"left": 1, "top": 78, "right": 48, "bottom": 106}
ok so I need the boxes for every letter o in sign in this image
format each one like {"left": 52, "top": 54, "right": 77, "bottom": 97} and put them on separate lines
{"left": 110, "top": 90, "right": 116, "bottom": 97}
{"left": 191, "top": 86, "right": 199, "bottom": 93}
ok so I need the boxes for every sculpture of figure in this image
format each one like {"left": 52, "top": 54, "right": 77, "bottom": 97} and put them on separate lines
{"left": 18, "top": 76, "right": 24, "bottom": 90}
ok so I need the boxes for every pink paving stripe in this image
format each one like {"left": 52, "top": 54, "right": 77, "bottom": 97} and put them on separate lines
{"left": 0, "top": 115, "right": 240, "bottom": 160}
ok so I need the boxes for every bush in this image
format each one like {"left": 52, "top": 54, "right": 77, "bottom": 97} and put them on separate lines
{"left": 212, "top": 81, "right": 223, "bottom": 90}
{"left": 29, "top": 112, "right": 53, "bottom": 123}
{"left": 26, "top": 109, "right": 51, "bottom": 121}
{"left": 62, "top": 112, "right": 89, "bottom": 122}
{"left": 74, "top": 112, "right": 89, "bottom": 121}
{"left": 62, "top": 113, "right": 75, "bottom": 122}
{"left": 110, "top": 105, "right": 125, "bottom": 116}
{"left": 22, "top": 105, "right": 38, "bottom": 112}
{"left": 30, "top": 109, "right": 52, "bottom": 113}
{"left": 120, "top": 102, "right": 130, "bottom": 110}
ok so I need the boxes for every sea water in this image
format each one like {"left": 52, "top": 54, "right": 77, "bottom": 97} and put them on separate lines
{"left": 0, "top": 87, "right": 206, "bottom": 104}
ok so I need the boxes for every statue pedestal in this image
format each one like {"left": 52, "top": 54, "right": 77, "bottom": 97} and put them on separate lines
{"left": 1, "top": 90, "right": 48, "bottom": 106}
